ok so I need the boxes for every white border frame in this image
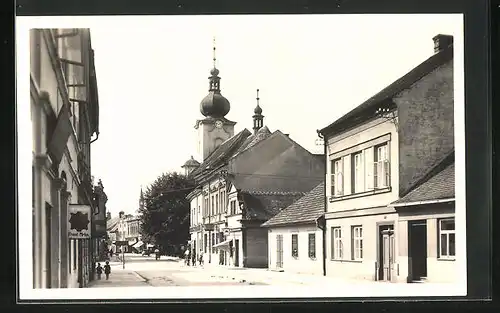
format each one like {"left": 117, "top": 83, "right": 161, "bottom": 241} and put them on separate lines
{"left": 16, "top": 14, "right": 467, "bottom": 300}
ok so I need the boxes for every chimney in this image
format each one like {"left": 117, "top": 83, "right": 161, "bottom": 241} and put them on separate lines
{"left": 106, "top": 212, "right": 111, "bottom": 220}
{"left": 119, "top": 211, "right": 125, "bottom": 218}
{"left": 433, "top": 34, "right": 453, "bottom": 53}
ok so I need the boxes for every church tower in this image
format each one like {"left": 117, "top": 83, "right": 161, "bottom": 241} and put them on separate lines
{"left": 195, "top": 38, "right": 236, "bottom": 161}
{"left": 253, "top": 89, "right": 264, "bottom": 134}
{"left": 138, "top": 186, "right": 144, "bottom": 211}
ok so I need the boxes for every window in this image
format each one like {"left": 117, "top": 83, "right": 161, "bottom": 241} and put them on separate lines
{"left": 211, "top": 196, "right": 214, "bottom": 216}
{"left": 439, "top": 218, "right": 455, "bottom": 258}
{"left": 331, "top": 227, "right": 343, "bottom": 259}
{"left": 204, "top": 234, "right": 208, "bottom": 253}
{"left": 204, "top": 197, "right": 208, "bottom": 217}
{"left": 374, "top": 144, "right": 390, "bottom": 188}
{"left": 352, "top": 152, "right": 364, "bottom": 193}
{"left": 330, "top": 158, "right": 343, "bottom": 196}
{"left": 291, "top": 234, "right": 298, "bottom": 257}
{"left": 230, "top": 200, "right": 237, "bottom": 215}
{"left": 308, "top": 233, "right": 316, "bottom": 259}
{"left": 351, "top": 226, "right": 363, "bottom": 260}
{"left": 216, "top": 194, "right": 219, "bottom": 214}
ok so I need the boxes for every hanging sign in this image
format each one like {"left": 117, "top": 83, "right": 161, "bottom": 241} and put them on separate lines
{"left": 68, "top": 204, "right": 92, "bottom": 239}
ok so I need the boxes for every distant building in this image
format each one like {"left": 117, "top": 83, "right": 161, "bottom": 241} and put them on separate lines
{"left": 318, "top": 34, "right": 455, "bottom": 283}
{"left": 185, "top": 43, "right": 324, "bottom": 268}
{"left": 31, "top": 28, "right": 100, "bottom": 288}
{"left": 262, "top": 182, "right": 325, "bottom": 275}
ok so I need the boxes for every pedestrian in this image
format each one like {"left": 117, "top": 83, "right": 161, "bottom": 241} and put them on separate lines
{"left": 184, "top": 248, "right": 190, "bottom": 265}
{"left": 104, "top": 260, "right": 111, "bottom": 280}
{"left": 155, "top": 248, "right": 160, "bottom": 260}
{"left": 191, "top": 250, "right": 196, "bottom": 267}
{"left": 109, "top": 249, "right": 113, "bottom": 258}
{"left": 199, "top": 250, "right": 204, "bottom": 266}
{"left": 96, "top": 263, "right": 103, "bottom": 280}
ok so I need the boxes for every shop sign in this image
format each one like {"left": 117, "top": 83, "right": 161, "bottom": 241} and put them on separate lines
{"left": 68, "top": 204, "right": 92, "bottom": 239}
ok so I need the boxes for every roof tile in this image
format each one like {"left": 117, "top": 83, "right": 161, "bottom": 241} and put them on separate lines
{"left": 262, "top": 182, "right": 325, "bottom": 227}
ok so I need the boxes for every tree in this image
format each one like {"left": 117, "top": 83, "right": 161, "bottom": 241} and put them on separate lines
{"left": 139, "top": 172, "right": 195, "bottom": 256}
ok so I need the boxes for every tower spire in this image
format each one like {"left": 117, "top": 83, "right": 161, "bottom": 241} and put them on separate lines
{"left": 212, "top": 36, "right": 217, "bottom": 68}
{"left": 253, "top": 88, "right": 264, "bottom": 134}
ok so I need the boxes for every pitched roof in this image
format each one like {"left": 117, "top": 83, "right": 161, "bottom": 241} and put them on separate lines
{"left": 106, "top": 216, "right": 120, "bottom": 232}
{"left": 232, "top": 126, "right": 272, "bottom": 157}
{"left": 240, "top": 191, "right": 306, "bottom": 221}
{"left": 191, "top": 128, "right": 252, "bottom": 177}
{"left": 319, "top": 43, "right": 453, "bottom": 136}
{"left": 392, "top": 153, "right": 455, "bottom": 205}
{"left": 262, "top": 182, "right": 325, "bottom": 227}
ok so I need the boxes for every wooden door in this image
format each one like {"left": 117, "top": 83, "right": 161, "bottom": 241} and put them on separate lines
{"left": 382, "top": 229, "right": 395, "bottom": 281}
{"left": 276, "top": 235, "right": 283, "bottom": 269}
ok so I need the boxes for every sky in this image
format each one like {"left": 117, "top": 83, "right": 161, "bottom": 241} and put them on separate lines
{"left": 81, "top": 14, "right": 463, "bottom": 217}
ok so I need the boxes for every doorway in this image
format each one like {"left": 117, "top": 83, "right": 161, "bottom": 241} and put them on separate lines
{"left": 276, "top": 234, "right": 283, "bottom": 269}
{"left": 234, "top": 239, "right": 240, "bottom": 267}
{"left": 408, "top": 220, "right": 427, "bottom": 282}
{"left": 45, "top": 203, "right": 52, "bottom": 288}
{"left": 377, "top": 224, "right": 395, "bottom": 281}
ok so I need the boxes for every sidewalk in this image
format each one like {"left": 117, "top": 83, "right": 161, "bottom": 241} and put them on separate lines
{"left": 87, "top": 268, "right": 150, "bottom": 288}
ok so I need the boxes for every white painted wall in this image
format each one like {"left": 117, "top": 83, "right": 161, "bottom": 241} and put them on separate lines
{"left": 325, "top": 212, "right": 399, "bottom": 281}
{"left": 326, "top": 117, "right": 399, "bottom": 212}
{"left": 267, "top": 225, "right": 323, "bottom": 275}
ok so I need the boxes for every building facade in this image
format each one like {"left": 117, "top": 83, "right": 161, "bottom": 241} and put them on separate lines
{"left": 125, "top": 215, "right": 143, "bottom": 252}
{"left": 31, "top": 28, "right": 100, "bottom": 288}
{"left": 263, "top": 182, "right": 325, "bottom": 275}
{"left": 318, "top": 34, "right": 455, "bottom": 283}
{"left": 185, "top": 45, "right": 324, "bottom": 269}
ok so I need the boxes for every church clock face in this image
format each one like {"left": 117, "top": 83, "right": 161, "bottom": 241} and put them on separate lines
{"left": 215, "top": 120, "right": 223, "bottom": 129}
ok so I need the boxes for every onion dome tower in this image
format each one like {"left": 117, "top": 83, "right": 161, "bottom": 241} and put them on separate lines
{"left": 253, "top": 89, "right": 264, "bottom": 134}
{"left": 194, "top": 37, "right": 237, "bottom": 161}
{"left": 199, "top": 38, "right": 231, "bottom": 118}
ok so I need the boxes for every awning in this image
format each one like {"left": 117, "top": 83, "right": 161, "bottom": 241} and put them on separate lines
{"left": 213, "top": 240, "right": 232, "bottom": 250}
{"left": 133, "top": 241, "right": 144, "bottom": 248}
{"left": 128, "top": 240, "right": 136, "bottom": 245}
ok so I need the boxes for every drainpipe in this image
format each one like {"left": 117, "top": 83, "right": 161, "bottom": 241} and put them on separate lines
{"left": 317, "top": 129, "right": 327, "bottom": 277}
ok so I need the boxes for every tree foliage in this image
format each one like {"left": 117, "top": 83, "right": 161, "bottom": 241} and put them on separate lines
{"left": 139, "top": 172, "right": 195, "bottom": 256}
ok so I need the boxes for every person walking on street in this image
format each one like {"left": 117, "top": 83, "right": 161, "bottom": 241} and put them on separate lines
{"left": 199, "top": 250, "right": 204, "bottom": 266}
{"left": 96, "top": 263, "right": 103, "bottom": 280}
{"left": 184, "top": 248, "right": 190, "bottom": 265}
{"left": 104, "top": 261, "right": 111, "bottom": 280}
{"left": 155, "top": 248, "right": 160, "bottom": 260}
{"left": 191, "top": 250, "right": 197, "bottom": 267}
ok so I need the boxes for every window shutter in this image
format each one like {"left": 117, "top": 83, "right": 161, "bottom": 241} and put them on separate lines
{"left": 336, "top": 172, "right": 343, "bottom": 195}
{"left": 384, "top": 160, "right": 390, "bottom": 187}
{"left": 365, "top": 149, "right": 374, "bottom": 190}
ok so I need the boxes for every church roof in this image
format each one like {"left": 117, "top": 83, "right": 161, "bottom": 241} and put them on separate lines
{"left": 232, "top": 126, "right": 272, "bottom": 157}
{"left": 191, "top": 128, "right": 252, "bottom": 177}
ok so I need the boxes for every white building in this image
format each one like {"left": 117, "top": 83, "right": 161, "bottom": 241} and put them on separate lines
{"left": 31, "top": 28, "right": 100, "bottom": 288}
{"left": 318, "top": 34, "right": 455, "bottom": 283}
{"left": 262, "top": 182, "right": 325, "bottom": 275}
